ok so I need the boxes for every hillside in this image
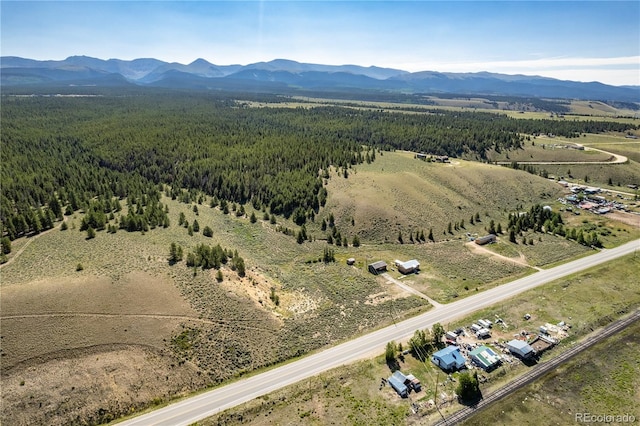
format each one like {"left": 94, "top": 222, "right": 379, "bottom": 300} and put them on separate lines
{"left": 323, "top": 151, "right": 564, "bottom": 242}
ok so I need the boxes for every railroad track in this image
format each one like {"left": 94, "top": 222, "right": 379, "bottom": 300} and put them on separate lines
{"left": 434, "top": 309, "right": 640, "bottom": 425}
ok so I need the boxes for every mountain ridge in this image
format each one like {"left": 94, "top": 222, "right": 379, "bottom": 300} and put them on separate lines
{"left": 1, "top": 55, "right": 638, "bottom": 102}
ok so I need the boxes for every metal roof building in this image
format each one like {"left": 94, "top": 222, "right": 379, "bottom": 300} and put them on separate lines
{"left": 431, "top": 346, "right": 466, "bottom": 371}
{"left": 469, "top": 345, "right": 501, "bottom": 370}
{"left": 506, "top": 339, "right": 535, "bottom": 359}
{"left": 394, "top": 259, "right": 420, "bottom": 274}
{"left": 388, "top": 371, "right": 408, "bottom": 398}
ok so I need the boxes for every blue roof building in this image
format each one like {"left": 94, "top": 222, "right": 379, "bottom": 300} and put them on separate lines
{"left": 388, "top": 371, "right": 408, "bottom": 398}
{"left": 431, "top": 346, "right": 466, "bottom": 371}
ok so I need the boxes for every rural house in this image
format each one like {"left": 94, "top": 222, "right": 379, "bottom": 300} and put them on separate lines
{"left": 431, "top": 346, "right": 466, "bottom": 372}
{"left": 394, "top": 259, "right": 420, "bottom": 274}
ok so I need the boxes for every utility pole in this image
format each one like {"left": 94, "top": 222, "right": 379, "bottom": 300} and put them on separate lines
{"left": 434, "top": 369, "right": 446, "bottom": 424}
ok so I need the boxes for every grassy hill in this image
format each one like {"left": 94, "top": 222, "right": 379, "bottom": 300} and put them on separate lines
{"left": 321, "top": 151, "right": 563, "bottom": 243}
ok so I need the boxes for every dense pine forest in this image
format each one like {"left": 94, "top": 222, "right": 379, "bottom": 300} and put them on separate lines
{"left": 1, "top": 89, "right": 636, "bottom": 244}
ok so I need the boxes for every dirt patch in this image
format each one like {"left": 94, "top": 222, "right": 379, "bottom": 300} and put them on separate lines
{"left": 606, "top": 210, "right": 640, "bottom": 228}
{"left": 465, "top": 241, "right": 533, "bottom": 269}
{"left": 1, "top": 344, "right": 208, "bottom": 426}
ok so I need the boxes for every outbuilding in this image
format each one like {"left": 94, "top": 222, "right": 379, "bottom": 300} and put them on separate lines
{"left": 506, "top": 339, "right": 535, "bottom": 359}
{"left": 368, "top": 261, "right": 387, "bottom": 275}
{"left": 431, "top": 346, "right": 466, "bottom": 372}
{"left": 394, "top": 259, "right": 420, "bottom": 274}
{"left": 388, "top": 371, "right": 408, "bottom": 398}
{"left": 405, "top": 374, "right": 422, "bottom": 392}
{"left": 469, "top": 345, "right": 501, "bottom": 370}
{"left": 475, "top": 234, "right": 497, "bottom": 245}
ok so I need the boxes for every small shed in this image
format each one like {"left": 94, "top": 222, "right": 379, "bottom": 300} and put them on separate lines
{"left": 405, "top": 374, "right": 422, "bottom": 392}
{"left": 431, "top": 346, "right": 466, "bottom": 372}
{"left": 506, "top": 339, "right": 535, "bottom": 359}
{"left": 346, "top": 258, "right": 356, "bottom": 266}
{"left": 445, "top": 331, "right": 458, "bottom": 341}
{"left": 469, "top": 345, "right": 501, "bottom": 370}
{"left": 368, "top": 261, "right": 387, "bottom": 275}
{"left": 475, "top": 234, "right": 497, "bottom": 245}
{"left": 388, "top": 371, "right": 408, "bottom": 398}
{"left": 394, "top": 259, "right": 420, "bottom": 274}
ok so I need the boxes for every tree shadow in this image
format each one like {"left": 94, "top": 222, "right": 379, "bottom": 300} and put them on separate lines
{"left": 457, "top": 391, "right": 484, "bottom": 407}
{"left": 386, "top": 358, "right": 400, "bottom": 372}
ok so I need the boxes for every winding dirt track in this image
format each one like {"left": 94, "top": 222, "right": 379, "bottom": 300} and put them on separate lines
{"left": 496, "top": 145, "right": 628, "bottom": 166}
{"left": 0, "top": 217, "right": 68, "bottom": 269}
{"left": 0, "top": 313, "right": 276, "bottom": 332}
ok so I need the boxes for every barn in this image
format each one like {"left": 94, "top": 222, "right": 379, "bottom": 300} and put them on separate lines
{"left": 368, "top": 261, "right": 387, "bottom": 275}
{"left": 469, "top": 345, "right": 501, "bottom": 370}
{"left": 388, "top": 371, "right": 408, "bottom": 397}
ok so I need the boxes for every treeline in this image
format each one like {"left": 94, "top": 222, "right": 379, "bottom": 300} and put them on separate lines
{"left": 2, "top": 90, "right": 636, "bottom": 245}
{"left": 507, "top": 204, "right": 602, "bottom": 247}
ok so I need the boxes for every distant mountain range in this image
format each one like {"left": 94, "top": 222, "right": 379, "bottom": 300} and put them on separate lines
{"left": 1, "top": 55, "right": 638, "bottom": 102}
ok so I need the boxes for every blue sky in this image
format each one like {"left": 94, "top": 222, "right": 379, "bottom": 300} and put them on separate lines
{"left": 2, "top": 1, "right": 639, "bottom": 86}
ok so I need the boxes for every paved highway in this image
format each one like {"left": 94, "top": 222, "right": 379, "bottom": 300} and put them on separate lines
{"left": 117, "top": 239, "right": 639, "bottom": 426}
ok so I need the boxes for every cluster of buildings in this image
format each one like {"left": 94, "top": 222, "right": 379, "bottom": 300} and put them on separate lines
{"left": 558, "top": 184, "right": 633, "bottom": 215}
{"left": 428, "top": 318, "right": 565, "bottom": 374}
{"left": 368, "top": 259, "right": 420, "bottom": 275}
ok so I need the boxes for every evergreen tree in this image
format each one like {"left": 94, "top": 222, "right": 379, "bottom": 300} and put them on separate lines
{"left": 385, "top": 341, "right": 397, "bottom": 364}
{"left": 86, "top": 227, "right": 96, "bottom": 239}
{"left": 1, "top": 237, "right": 11, "bottom": 254}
